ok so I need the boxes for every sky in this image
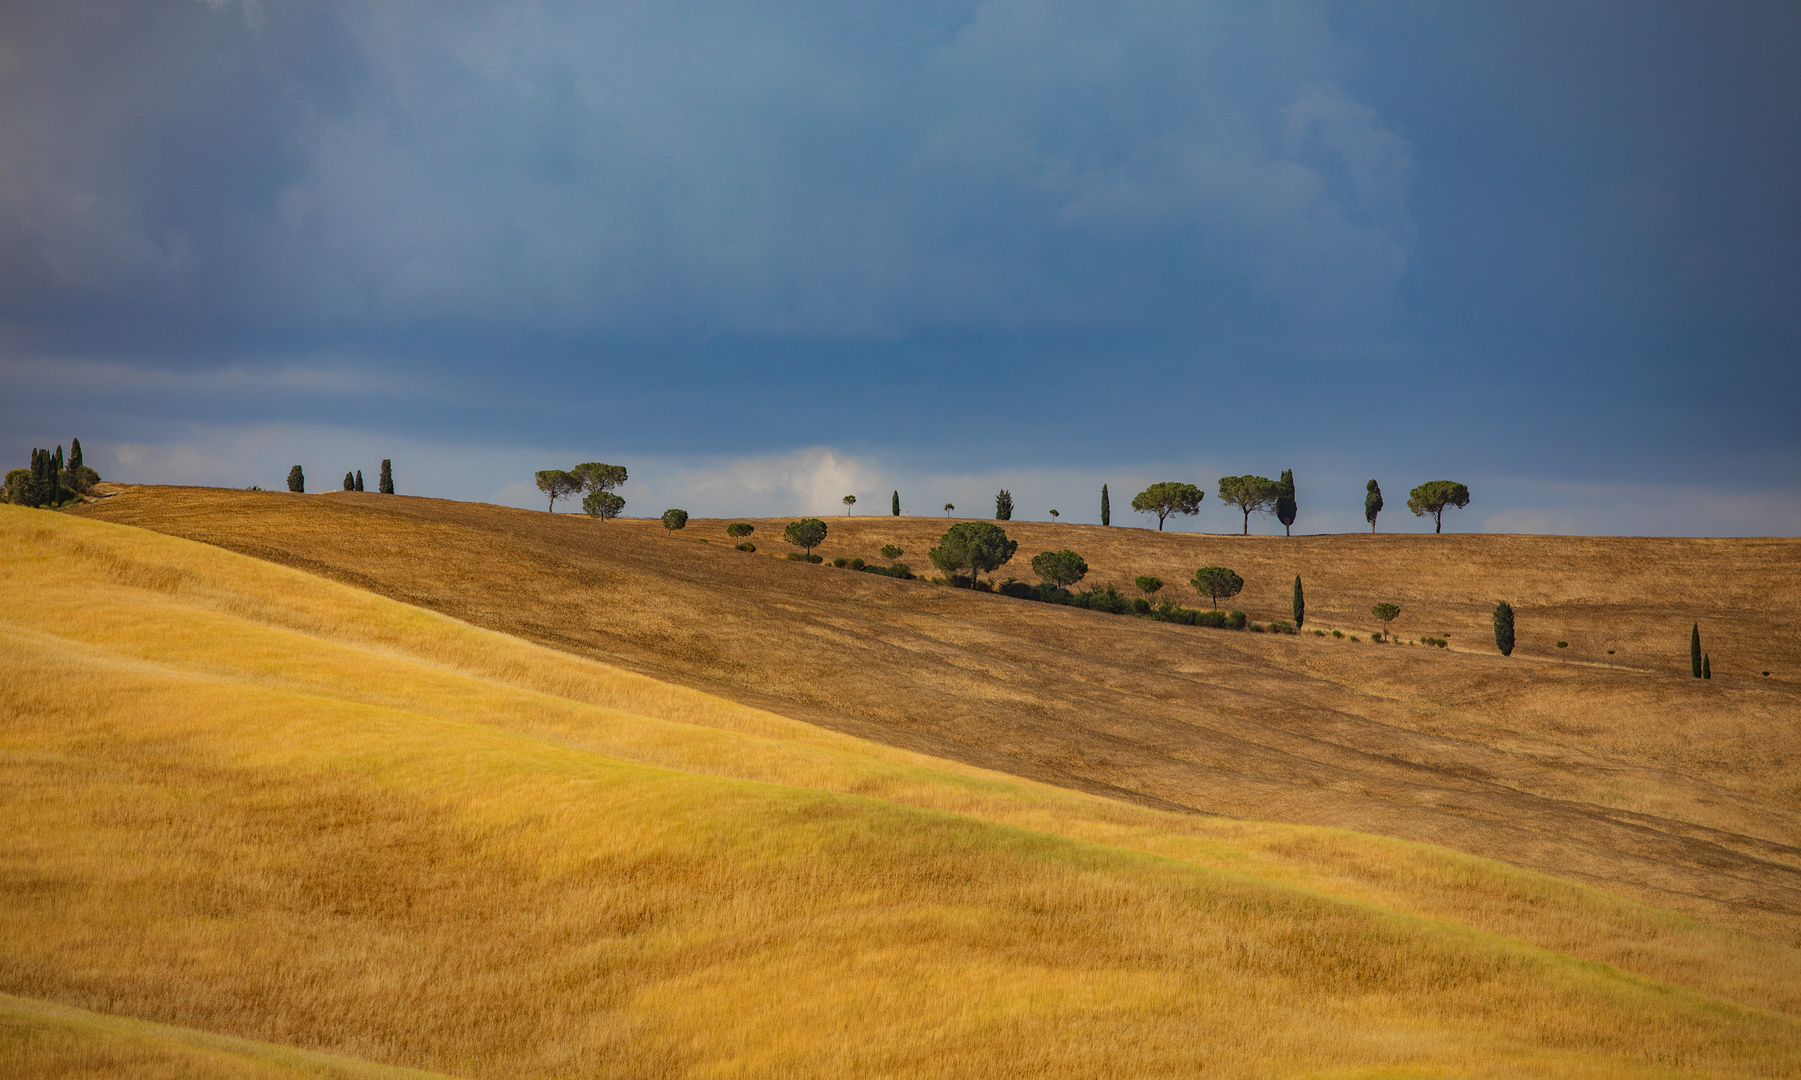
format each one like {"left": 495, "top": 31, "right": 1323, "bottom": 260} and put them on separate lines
{"left": 3, "top": 0, "right": 1798, "bottom": 535}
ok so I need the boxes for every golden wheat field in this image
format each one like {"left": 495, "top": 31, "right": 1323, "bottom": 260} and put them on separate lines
{"left": 3, "top": 492, "right": 1798, "bottom": 1077}
{"left": 77, "top": 487, "right": 1801, "bottom": 944}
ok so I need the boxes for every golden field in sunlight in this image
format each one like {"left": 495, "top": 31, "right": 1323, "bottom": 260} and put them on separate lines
{"left": 3, "top": 503, "right": 1800, "bottom": 1077}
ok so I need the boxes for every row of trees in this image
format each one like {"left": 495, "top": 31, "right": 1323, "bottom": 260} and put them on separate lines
{"left": 285, "top": 460, "right": 395, "bottom": 494}
{"left": 6, "top": 439, "right": 99, "bottom": 506}
{"left": 536, "top": 463, "right": 628, "bottom": 518}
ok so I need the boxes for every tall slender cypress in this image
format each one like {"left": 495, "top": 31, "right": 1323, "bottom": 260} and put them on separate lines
{"left": 1691, "top": 623, "right": 1703, "bottom": 678}
{"left": 51, "top": 446, "right": 64, "bottom": 504}
{"left": 1703, "top": 654, "right": 1712, "bottom": 679}
{"left": 1292, "top": 575, "right": 1305, "bottom": 628}
{"left": 69, "top": 438, "right": 82, "bottom": 471}
{"left": 1101, "top": 484, "right": 1111, "bottom": 526}
{"left": 1493, "top": 601, "right": 1515, "bottom": 656}
{"left": 355, "top": 470, "right": 364, "bottom": 491}
{"left": 892, "top": 490, "right": 900, "bottom": 516}
{"left": 1275, "top": 469, "right": 1297, "bottom": 536}
{"left": 379, "top": 459, "right": 394, "bottom": 494}
{"left": 343, "top": 471, "right": 356, "bottom": 491}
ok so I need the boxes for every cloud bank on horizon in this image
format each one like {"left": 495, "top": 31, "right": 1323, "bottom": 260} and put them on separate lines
{"left": 2, "top": 0, "right": 1798, "bottom": 534}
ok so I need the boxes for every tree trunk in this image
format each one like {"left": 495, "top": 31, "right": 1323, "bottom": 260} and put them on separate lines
{"left": 1242, "top": 509, "right": 1250, "bottom": 535}
{"left": 1435, "top": 511, "right": 1443, "bottom": 534}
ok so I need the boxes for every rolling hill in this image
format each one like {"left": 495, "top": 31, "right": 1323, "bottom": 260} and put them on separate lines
{"left": 5, "top": 499, "right": 1801, "bottom": 1077}
{"left": 74, "top": 487, "right": 1801, "bottom": 945}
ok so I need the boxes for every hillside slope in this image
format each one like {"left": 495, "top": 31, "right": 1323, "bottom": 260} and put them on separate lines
{"left": 6, "top": 505, "right": 1801, "bottom": 1078}
{"left": 74, "top": 488, "right": 1801, "bottom": 943}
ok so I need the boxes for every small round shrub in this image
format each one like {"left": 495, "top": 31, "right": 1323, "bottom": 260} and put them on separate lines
{"left": 1313, "top": 629, "right": 1326, "bottom": 637}
{"left": 850, "top": 557, "right": 866, "bottom": 570}
{"left": 1266, "top": 620, "right": 1296, "bottom": 634}
{"left": 1607, "top": 649, "right": 1615, "bottom": 654}
{"left": 1132, "top": 597, "right": 1151, "bottom": 614}
{"left": 998, "top": 581, "right": 1037, "bottom": 600}
{"left": 833, "top": 557, "right": 850, "bottom": 567}
{"left": 1331, "top": 630, "right": 1343, "bottom": 638}
{"left": 736, "top": 542, "right": 756, "bottom": 552}
{"left": 1350, "top": 635, "right": 1361, "bottom": 642}
{"left": 880, "top": 544, "right": 903, "bottom": 560}
{"left": 1225, "top": 611, "right": 1247, "bottom": 631}
{"left": 727, "top": 522, "right": 755, "bottom": 539}
{"left": 1556, "top": 641, "right": 1568, "bottom": 648}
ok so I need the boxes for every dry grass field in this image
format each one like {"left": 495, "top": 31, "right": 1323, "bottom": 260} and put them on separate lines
{"left": 5, "top": 503, "right": 1801, "bottom": 1077}
{"left": 74, "top": 487, "right": 1801, "bottom": 947}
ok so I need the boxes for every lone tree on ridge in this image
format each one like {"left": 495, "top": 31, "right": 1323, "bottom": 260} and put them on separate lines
{"left": 995, "top": 489, "right": 1014, "bottom": 521}
{"left": 1190, "top": 566, "right": 1244, "bottom": 610}
{"left": 378, "top": 459, "right": 394, "bottom": 494}
{"left": 1049, "top": 509, "right": 1059, "bottom": 522}
{"left": 660, "top": 508, "right": 689, "bottom": 535}
{"left": 287, "top": 465, "right": 305, "bottom": 493}
{"left": 892, "top": 490, "right": 900, "bottom": 516}
{"left": 843, "top": 494, "right": 857, "bottom": 515}
{"left": 943, "top": 502, "right": 954, "bottom": 516}
{"left": 1365, "top": 480, "right": 1383, "bottom": 533}
{"left": 1407, "top": 481, "right": 1471, "bottom": 533}
{"left": 784, "top": 518, "right": 828, "bottom": 556}
{"left": 1030, "top": 549, "right": 1089, "bottom": 588}
{"left": 1218, "top": 476, "right": 1282, "bottom": 535}
{"left": 1275, "top": 469, "right": 1298, "bottom": 536}
{"left": 1101, "top": 484, "right": 1111, "bottom": 526}
{"left": 1131, "top": 482, "right": 1204, "bottom": 531}
{"left": 536, "top": 469, "right": 582, "bottom": 511}
{"left": 929, "top": 521, "right": 1017, "bottom": 589}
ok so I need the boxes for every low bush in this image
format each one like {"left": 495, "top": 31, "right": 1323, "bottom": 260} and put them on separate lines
{"left": 1266, "top": 620, "right": 1297, "bottom": 634}
{"left": 726, "top": 522, "right": 754, "bottom": 539}
{"left": 1313, "top": 629, "right": 1326, "bottom": 637}
{"left": 736, "top": 542, "right": 757, "bottom": 552}
{"left": 1332, "top": 630, "right": 1343, "bottom": 639}
{"left": 1556, "top": 641, "right": 1568, "bottom": 649}
{"left": 788, "top": 553, "right": 824, "bottom": 563}
{"left": 850, "top": 557, "right": 866, "bottom": 570}
{"left": 1421, "top": 636, "right": 1447, "bottom": 648}
{"left": 1132, "top": 597, "right": 1151, "bottom": 614}
{"left": 999, "top": 581, "right": 1036, "bottom": 600}
{"left": 860, "top": 562, "right": 913, "bottom": 579}
{"left": 1073, "top": 584, "right": 1132, "bottom": 614}
{"left": 833, "top": 557, "right": 850, "bottom": 568}
{"left": 1226, "top": 611, "right": 1247, "bottom": 631}
{"left": 1193, "top": 609, "right": 1228, "bottom": 629}
{"left": 1349, "top": 635, "right": 1361, "bottom": 642}
{"left": 880, "top": 544, "right": 903, "bottom": 560}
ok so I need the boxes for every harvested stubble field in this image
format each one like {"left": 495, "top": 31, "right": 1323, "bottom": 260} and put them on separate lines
{"left": 75, "top": 487, "right": 1801, "bottom": 944}
{"left": 5, "top": 500, "right": 1801, "bottom": 1079}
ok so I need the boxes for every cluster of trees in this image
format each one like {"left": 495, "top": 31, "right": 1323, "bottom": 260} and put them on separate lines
{"left": 1110, "top": 475, "right": 1468, "bottom": 534}
{"left": 286, "top": 459, "right": 394, "bottom": 495}
{"left": 6, "top": 439, "right": 99, "bottom": 506}
{"left": 536, "top": 463, "right": 627, "bottom": 518}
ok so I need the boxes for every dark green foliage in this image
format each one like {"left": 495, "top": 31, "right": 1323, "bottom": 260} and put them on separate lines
{"left": 1130, "top": 482, "right": 1204, "bottom": 531}
{"left": 999, "top": 581, "right": 1036, "bottom": 600}
{"left": 1034, "top": 583, "right": 1074, "bottom": 604}
{"left": 929, "top": 521, "right": 1017, "bottom": 588}
{"left": 736, "top": 542, "right": 757, "bottom": 552}
{"left": 571, "top": 463, "right": 629, "bottom": 495}
{"left": 379, "top": 459, "right": 394, "bottom": 494}
{"left": 1132, "top": 597, "right": 1151, "bottom": 614}
{"left": 69, "top": 439, "right": 82, "bottom": 472}
{"left": 1267, "top": 620, "right": 1298, "bottom": 635}
{"left": 892, "top": 490, "right": 900, "bottom": 517}
{"left": 583, "top": 491, "right": 626, "bottom": 520}
{"left": 1365, "top": 480, "right": 1383, "bottom": 533}
{"left": 784, "top": 517, "right": 829, "bottom": 555}
{"left": 860, "top": 561, "right": 913, "bottom": 579}
{"left": 343, "top": 471, "right": 356, "bottom": 491}
{"left": 1691, "top": 623, "right": 1702, "bottom": 678}
{"left": 833, "top": 557, "right": 850, "bottom": 567}
{"left": 1422, "top": 636, "right": 1448, "bottom": 648}
{"left": 1703, "top": 654, "right": 1712, "bottom": 679}
{"left": 355, "top": 470, "right": 364, "bottom": 491}
{"left": 1134, "top": 575, "right": 1163, "bottom": 598}
{"left": 1407, "top": 481, "right": 1471, "bottom": 533}
{"left": 535, "top": 469, "right": 581, "bottom": 511}
{"left": 1275, "top": 469, "right": 1297, "bottom": 535}
{"left": 1073, "top": 584, "right": 1132, "bottom": 614}
{"left": 788, "top": 553, "right": 825, "bottom": 563}
{"left": 1217, "top": 475, "right": 1282, "bottom": 535}
{"left": 1101, "top": 484, "right": 1110, "bottom": 526}
{"left": 3, "top": 468, "right": 28, "bottom": 505}
{"left": 287, "top": 465, "right": 305, "bottom": 493}
{"left": 1292, "top": 575, "right": 1305, "bottom": 628}
{"left": 1190, "top": 566, "right": 1244, "bottom": 609}
{"left": 1556, "top": 641, "right": 1568, "bottom": 648}
{"left": 1371, "top": 602, "right": 1400, "bottom": 641}
{"left": 1030, "top": 549, "right": 1089, "bottom": 587}
{"left": 727, "top": 522, "right": 755, "bottom": 538}
{"left": 660, "top": 508, "right": 689, "bottom": 534}
{"left": 879, "top": 544, "right": 903, "bottom": 560}
{"left": 1225, "top": 610, "right": 1247, "bottom": 630}
{"left": 842, "top": 495, "right": 857, "bottom": 515}
{"left": 995, "top": 489, "right": 1013, "bottom": 521}
{"left": 849, "top": 557, "right": 865, "bottom": 570}
{"left": 1494, "top": 601, "right": 1516, "bottom": 656}
{"left": 1193, "top": 609, "right": 1228, "bottom": 629}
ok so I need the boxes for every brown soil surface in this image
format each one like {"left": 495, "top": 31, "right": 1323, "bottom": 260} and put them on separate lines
{"left": 76, "top": 487, "right": 1801, "bottom": 943}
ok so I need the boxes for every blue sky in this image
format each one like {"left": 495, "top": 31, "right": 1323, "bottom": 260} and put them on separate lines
{"left": 3, "top": 0, "right": 1797, "bottom": 534}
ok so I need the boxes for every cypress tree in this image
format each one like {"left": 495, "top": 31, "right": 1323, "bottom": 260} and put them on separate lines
{"left": 343, "top": 471, "right": 355, "bottom": 491}
{"left": 379, "top": 459, "right": 394, "bottom": 494}
{"left": 1275, "top": 469, "right": 1297, "bottom": 536}
{"left": 287, "top": 465, "right": 305, "bottom": 493}
{"left": 1101, "top": 484, "right": 1111, "bottom": 526}
{"left": 69, "top": 438, "right": 82, "bottom": 471}
{"left": 50, "top": 446, "right": 64, "bottom": 504}
{"left": 1493, "top": 601, "right": 1515, "bottom": 656}
{"left": 1703, "top": 654, "right": 1712, "bottom": 679}
{"left": 1292, "top": 575, "right": 1305, "bottom": 628}
{"left": 892, "top": 490, "right": 900, "bottom": 516}
{"left": 1691, "top": 623, "right": 1702, "bottom": 678}
{"left": 995, "top": 489, "right": 1013, "bottom": 521}
{"left": 355, "top": 470, "right": 364, "bottom": 491}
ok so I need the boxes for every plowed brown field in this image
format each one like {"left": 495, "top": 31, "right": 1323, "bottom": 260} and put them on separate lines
{"left": 76, "top": 486, "right": 1801, "bottom": 943}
